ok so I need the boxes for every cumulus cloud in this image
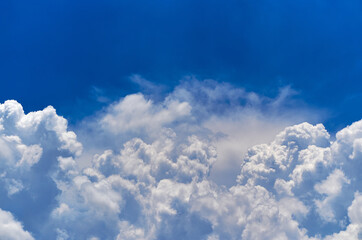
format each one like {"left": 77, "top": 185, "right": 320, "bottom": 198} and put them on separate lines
{"left": 0, "top": 208, "right": 34, "bottom": 240}
{"left": 0, "top": 100, "right": 82, "bottom": 237}
{"left": 2, "top": 79, "right": 362, "bottom": 239}
{"left": 80, "top": 78, "right": 321, "bottom": 186}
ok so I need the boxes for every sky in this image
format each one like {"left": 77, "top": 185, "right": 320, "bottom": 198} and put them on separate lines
{"left": 1, "top": 0, "right": 362, "bottom": 129}
{"left": 1, "top": 0, "right": 362, "bottom": 239}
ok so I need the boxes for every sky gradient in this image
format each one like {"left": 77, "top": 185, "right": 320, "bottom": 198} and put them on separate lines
{"left": 1, "top": 0, "right": 362, "bottom": 130}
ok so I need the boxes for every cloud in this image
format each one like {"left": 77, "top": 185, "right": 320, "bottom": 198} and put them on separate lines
{"left": 0, "top": 208, "right": 34, "bottom": 240}
{"left": 100, "top": 93, "right": 191, "bottom": 135}
{"left": 79, "top": 78, "right": 322, "bottom": 186}
{"left": 0, "top": 100, "right": 82, "bottom": 237}
{"left": 314, "top": 169, "right": 350, "bottom": 222}
{"left": 235, "top": 119, "right": 362, "bottom": 238}
{"left": 324, "top": 192, "right": 362, "bottom": 240}
{"left": 1, "top": 78, "right": 362, "bottom": 239}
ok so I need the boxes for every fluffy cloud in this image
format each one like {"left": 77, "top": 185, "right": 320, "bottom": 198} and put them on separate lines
{"left": 0, "top": 100, "right": 82, "bottom": 237}
{"left": 80, "top": 79, "right": 321, "bottom": 186}
{"left": 1, "top": 79, "right": 362, "bottom": 239}
{"left": 0, "top": 208, "right": 34, "bottom": 240}
{"left": 236, "top": 120, "right": 362, "bottom": 238}
{"left": 100, "top": 93, "right": 191, "bottom": 135}
{"left": 314, "top": 169, "right": 350, "bottom": 222}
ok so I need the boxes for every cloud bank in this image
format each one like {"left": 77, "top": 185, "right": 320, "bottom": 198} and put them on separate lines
{"left": 0, "top": 79, "right": 361, "bottom": 239}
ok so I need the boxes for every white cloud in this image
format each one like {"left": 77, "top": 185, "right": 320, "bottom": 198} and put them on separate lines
{"left": 2, "top": 79, "right": 362, "bottom": 239}
{"left": 324, "top": 193, "right": 362, "bottom": 240}
{"left": 0, "top": 101, "right": 82, "bottom": 200}
{"left": 0, "top": 100, "right": 83, "bottom": 237}
{"left": 0, "top": 82, "right": 323, "bottom": 239}
{"left": 314, "top": 169, "right": 350, "bottom": 222}
{"left": 0, "top": 208, "right": 34, "bottom": 240}
{"left": 101, "top": 93, "right": 191, "bottom": 135}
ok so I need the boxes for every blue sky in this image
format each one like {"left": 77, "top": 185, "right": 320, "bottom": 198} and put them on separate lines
{"left": 1, "top": 0, "right": 362, "bottom": 130}
{"left": 1, "top": 1, "right": 362, "bottom": 239}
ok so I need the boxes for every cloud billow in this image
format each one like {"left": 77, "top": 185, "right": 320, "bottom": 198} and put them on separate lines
{"left": 0, "top": 79, "right": 362, "bottom": 239}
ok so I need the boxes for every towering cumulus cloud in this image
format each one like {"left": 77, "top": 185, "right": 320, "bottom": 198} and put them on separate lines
{"left": 0, "top": 79, "right": 362, "bottom": 239}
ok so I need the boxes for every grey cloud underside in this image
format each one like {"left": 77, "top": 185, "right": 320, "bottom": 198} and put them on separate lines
{"left": 0, "top": 80, "right": 361, "bottom": 239}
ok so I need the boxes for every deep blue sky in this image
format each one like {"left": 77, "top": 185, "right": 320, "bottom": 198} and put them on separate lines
{"left": 1, "top": 0, "right": 362, "bottom": 131}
